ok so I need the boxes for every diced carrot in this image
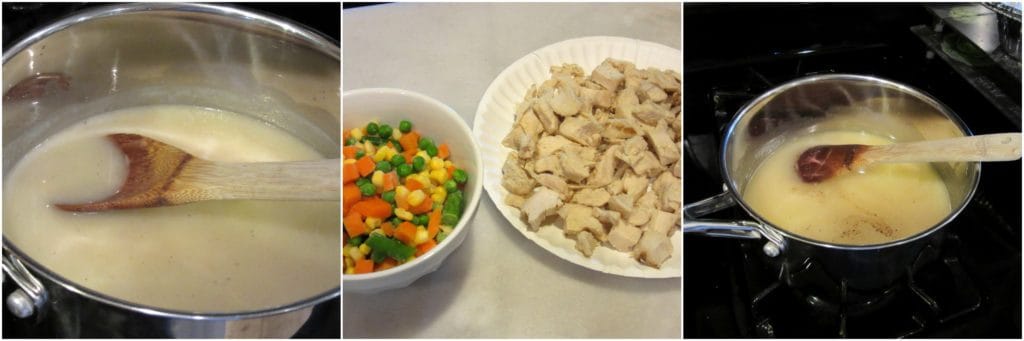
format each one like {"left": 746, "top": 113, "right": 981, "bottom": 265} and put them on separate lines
{"left": 446, "top": 164, "right": 455, "bottom": 177}
{"left": 354, "top": 259, "right": 374, "bottom": 274}
{"left": 343, "top": 184, "right": 361, "bottom": 213}
{"left": 343, "top": 212, "right": 367, "bottom": 238}
{"left": 408, "top": 196, "right": 433, "bottom": 215}
{"left": 355, "top": 156, "right": 376, "bottom": 177}
{"left": 399, "top": 131, "right": 420, "bottom": 153}
{"left": 402, "top": 149, "right": 417, "bottom": 164}
{"left": 395, "top": 222, "right": 417, "bottom": 246}
{"left": 381, "top": 172, "right": 398, "bottom": 192}
{"left": 343, "top": 129, "right": 351, "bottom": 142}
{"left": 350, "top": 197, "right": 392, "bottom": 218}
{"left": 380, "top": 222, "right": 395, "bottom": 237}
{"left": 437, "top": 143, "right": 450, "bottom": 159}
{"left": 406, "top": 178, "right": 424, "bottom": 192}
{"left": 427, "top": 208, "right": 442, "bottom": 239}
{"left": 343, "top": 163, "right": 360, "bottom": 184}
{"left": 415, "top": 240, "right": 437, "bottom": 257}
{"left": 342, "top": 146, "right": 359, "bottom": 160}
{"left": 376, "top": 258, "right": 398, "bottom": 271}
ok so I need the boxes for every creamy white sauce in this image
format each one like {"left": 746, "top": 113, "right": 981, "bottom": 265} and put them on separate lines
{"left": 3, "top": 105, "right": 339, "bottom": 312}
{"left": 742, "top": 131, "right": 952, "bottom": 246}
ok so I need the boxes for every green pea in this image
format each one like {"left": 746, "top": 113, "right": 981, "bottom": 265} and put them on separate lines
{"left": 399, "top": 120, "right": 412, "bottom": 133}
{"left": 365, "top": 136, "right": 384, "bottom": 146}
{"left": 365, "top": 122, "right": 379, "bottom": 136}
{"left": 414, "top": 215, "right": 429, "bottom": 226}
{"left": 359, "top": 183, "right": 376, "bottom": 196}
{"left": 418, "top": 137, "right": 434, "bottom": 151}
{"left": 412, "top": 156, "right": 426, "bottom": 172}
{"left": 444, "top": 180, "right": 457, "bottom": 193}
{"left": 425, "top": 145, "right": 438, "bottom": 157}
{"left": 345, "top": 137, "right": 358, "bottom": 146}
{"left": 378, "top": 124, "right": 393, "bottom": 138}
{"left": 396, "top": 164, "right": 413, "bottom": 177}
{"left": 390, "top": 154, "right": 406, "bottom": 167}
{"left": 348, "top": 235, "right": 365, "bottom": 246}
{"left": 355, "top": 149, "right": 365, "bottom": 159}
{"left": 452, "top": 169, "right": 468, "bottom": 184}
{"left": 381, "top": 191, "right": 396, "bottom": 204}
{"left": 375, "top": 161, "right": 392, "bottom": 173}
{"left": 355, "top": 178, "right": 371, "bottom": 187}
{"left": 390, "top": 216, "right": 402, "bottom": 226}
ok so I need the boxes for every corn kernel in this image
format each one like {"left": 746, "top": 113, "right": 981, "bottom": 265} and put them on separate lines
{"left": 373, "top": 147, "right": 389, "bottom": 162}
{"left": 345, "top": 267, "right": 355, "bottom": 274}
{"left": 343, "top": 159, "right": 357, "bottom": 165}
{"left": 364, "top": 217, "right": 382, "bottom": 229}
{"left": 394, "top": 208, "right": 414, "bottom": 220}
{"left": 363, "top": 141, "right": 376, "bottom": 156}
{"left": 351, "top": 128, "right": 364, "bottom": 139}
{"left": 416, "top": 150, "right": 429, "bottom": 160}
{"left": 385, "top": 146, "right": 398, "bottom": 159}
{"left": 406, "top": 190, "right": 426, "bottom": 207}
{"left": 414, "top": 226, "right": 429, "bottom": 245}
{"left": 429, "top": 157, "right": 445, "bottom": 170}
{"left": 392, "top": 130, "right": 403, "bottom": 140}
{"left": 358, "top": 243, "right": 371, "bottom": 255}
{"left": 431, "top": 192, "right": 446, "bottom": 204}
{"left": 429, "top": 169, "right": 448, "bottom": 184}
{"left": 348, "top": 246, "right": 364, "bottom": 261}
{"left": 344, "top": 257, "right": 354, "bottom": 269}
{"left": 444, "top": 160, "right": 453, "bottom": 168}
{"left": 395, "top": 186, "right": 410, "bottom": 202}
{"left": 371, "top": 171, "right": 385, "bottom": 188}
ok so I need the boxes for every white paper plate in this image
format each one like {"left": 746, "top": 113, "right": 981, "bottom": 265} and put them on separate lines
{"left": 473, "top": 36, "right": 681, "bottom": 278}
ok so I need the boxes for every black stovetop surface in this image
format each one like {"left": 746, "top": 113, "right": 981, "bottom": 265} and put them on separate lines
{"left": 683, "top": 4, "right": 1021, "bottom": 338}
{"left": 2, "top": 3, "right": 339, "bottom": 338}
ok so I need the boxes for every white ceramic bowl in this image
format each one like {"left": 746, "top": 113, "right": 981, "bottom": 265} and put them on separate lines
{"left": 342, "top": 88, "right": 483, "bottom": 294}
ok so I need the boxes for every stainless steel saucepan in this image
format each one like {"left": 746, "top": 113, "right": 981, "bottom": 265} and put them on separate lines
{"left": 2, "top": 3, "right": 339, "bottom": 337}
{"left": 684, "top": 74, "right": 981, "bottom": 291}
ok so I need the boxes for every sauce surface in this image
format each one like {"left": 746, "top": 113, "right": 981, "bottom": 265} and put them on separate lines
{"left": 3, "top": 105, "right": 339, "bottom": 312}
{"left": 742, "top": 131, "right": 952, "bottom": 245}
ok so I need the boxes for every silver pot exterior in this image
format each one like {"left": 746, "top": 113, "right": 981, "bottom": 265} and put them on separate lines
{"left": 2, "top": 4, "right": 339, "bottom": 337}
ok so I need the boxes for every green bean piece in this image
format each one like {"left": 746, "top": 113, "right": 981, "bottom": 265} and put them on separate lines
{"left": 355, "top": 149, "right": 366, "bottom": 159}
{"left": 365, "top": 122, "right": 379, "bottom": 136}
{"left": 452, "top": 169, "right": 468, "bottom": 184}
{"left": 435, "top": 230, "right": 450, "bottom": 243}
{"left": 399, "top": 120, "right": 412, "bottom": 133}
{"left": 441, "top": 212, "right": 459, "bottom": 226}
{"left": 391, "top": 140, "right": 403, "bottom": 152}
{"left": 365, "top": 234, "right": 415, "bottom": 261}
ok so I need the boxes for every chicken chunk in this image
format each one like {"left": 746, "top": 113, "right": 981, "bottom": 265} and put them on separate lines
{"left": 502, "top": 154, "right": 535, "bottom": 195}
{"left": 646, "top": 210, "right": 678, "bottom": 236}
{"left": 644, "top": 120, "right": 681, "bottom": 166}
{"left": 587, "top": 145, "right": 621, "bottom": 188}
{"left": 520, "top": 188, "right": 563, "bottom": 229}
{"left": 505, "top": 193, "right": 526, "bottom": 209}
{"left": 575, "top": 231, "right": 600, "bottom": 257}
{"left": 615, "top": 136, "right": 648, "bottom": 166}
{"left": 630, "top": 151, "right": 664, "bottom": 178}
{"left": 653, "top": 172, "right": 681, "bottom": 213}
{"left": 592, "top": 61, "right": 625, "bottom": 91}
{"left": 558, "top": 116, "right": 602, "bottom": 146}
{"left": 592, "top": 207, "right": 622, "bottom": 227}
{"left": 635, "top": 230, "right": 673, "bottom": 268}
{"left": 533, "top": 154, "right": 563, "bottom": 177}
{"left": 607, "top": 194, "right": 634, "bottom": 216}
{"left": 608, "top": 221, "right": 643, "bottom": 252}
{"left": 572, "top": 187, "right": 611, "bottom": 207}
{"left": 533, "top": 173, "right": 571, "bottom": 198}
{"left": 559, "top": 151, "right": 592, "bottom": 183}
{"left": 601, "top": 118, "right": 641, "bottom": 140}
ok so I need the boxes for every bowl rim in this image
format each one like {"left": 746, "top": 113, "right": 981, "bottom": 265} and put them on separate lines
{"left": 342, "top": 88, "right": 484, "bottom": 284}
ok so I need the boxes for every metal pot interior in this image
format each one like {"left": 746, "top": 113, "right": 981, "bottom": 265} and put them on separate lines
{"left": 721, "top": 74, "right": 981, "bottom": 247}
{"left": 2, "top": 3, "right": 339, "bottom": 319}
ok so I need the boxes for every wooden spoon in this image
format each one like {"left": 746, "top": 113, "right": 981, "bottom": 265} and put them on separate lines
{"left": 55, "top": 133, "right": 339, "bottom": 212}
{"left": 796, "top": 132, "right": 1022, "bottom": 183}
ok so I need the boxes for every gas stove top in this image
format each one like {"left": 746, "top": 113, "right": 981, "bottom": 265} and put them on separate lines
{"left": 683, "top": 4, "right": 1021, "bottom": 338}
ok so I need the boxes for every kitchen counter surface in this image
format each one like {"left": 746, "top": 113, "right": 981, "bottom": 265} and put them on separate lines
{"left": 342, "top": 3, "right": 680, "bottom": 338}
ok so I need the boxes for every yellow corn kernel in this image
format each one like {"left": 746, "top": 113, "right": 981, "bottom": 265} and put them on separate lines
{"left": 343, "top": 159, "right": 357, "bottom": 165}
{"left": 444, "top": 160, "right": 453, "bottom": 168}
{"left": 416, "top": 150, "right": 429, "bottom": 160}
{"left": 429, "top": 169, "right": 448, "bottom": 184}
{"left": 358, "top": 243, "right": 371, "bottom": 255}
{"left": 350, "top": 128, "right": 364, "bottom": 139}
{"left": 364, "top": 217, "right": 382, "bottom": 229}
{"left": 414, "top": 226, "right": 429, "bottom": 245}
{"left": 363, "top": 141, "right": 376, "bottom": 157}
{"left": 344, "top": 257, "right": 354, "bottom": 270}
{"left": 385, "top": 146, "right": 398, "bottom": 159}
{"left": 394, "top": 208, "right": 413, "bottom": 221}
{"left": 395, "top": 186, "right": 410, "bottom": 202}
{"left": 406, "top": 190, "right": 426, "bottom": 207}
{"left": 371, "top": 171, "right": 385, "bottom": 188}
{"left": 392, "top": 129, "right": 403, "bottom": 140}
{"left": 373, "top": 147, "right": 389, "bottom": 162}
{"left": 348, "top": 246, "right": 364, "bottom": 261}
{"left": 429, "top": 157, "right": 445, "bottom": 170}
{"left": 345, "top": 267, "right": 355, "bottom": 275}
{"left": 431, "top": 192, "right": 446, "bottom": 204}
{"left": 431, "top": 186, "right": 447, "bottom": 203}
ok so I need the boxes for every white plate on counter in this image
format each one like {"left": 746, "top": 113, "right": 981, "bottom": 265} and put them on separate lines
{"left": 472, "top": 36, "right": 681, "bottom": 278}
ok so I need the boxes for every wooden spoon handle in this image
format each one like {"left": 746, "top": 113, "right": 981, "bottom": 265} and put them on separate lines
{"left": 865, "top": 133, "right": 1022, "bottom": 163}
{"left": 172, "top": 159, "right": 340, "bottom": 202}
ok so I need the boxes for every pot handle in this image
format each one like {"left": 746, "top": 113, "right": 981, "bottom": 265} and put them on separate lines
{"left": 683, "top": 187, "right": 787, "bottom": 257}
{"left": 2, "top": 248, "right": 48, "bottom": 318}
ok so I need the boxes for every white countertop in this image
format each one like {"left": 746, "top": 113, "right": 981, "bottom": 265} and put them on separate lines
{"left": 342, "top": 3, "right": 681, "bottom": 338}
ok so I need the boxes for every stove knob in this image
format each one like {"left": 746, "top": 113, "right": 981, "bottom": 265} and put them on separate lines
{"left": 6, "top": 289, "right": 35, "bottom": 318}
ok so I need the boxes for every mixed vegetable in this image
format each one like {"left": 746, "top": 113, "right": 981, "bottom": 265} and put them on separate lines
{"left": 343, "top": 120, "right": 469, "bottom": 274}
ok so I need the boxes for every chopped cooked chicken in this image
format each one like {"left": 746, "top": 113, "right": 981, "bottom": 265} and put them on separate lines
{"left": 520, "top": 188, "right": 563, "bottom": 229}
{"left": 645, "top": 120, "right": 681, "bottom": 166}
{"left": 575, "top": 231, "right": 600, "bottom": 257}
{"left": 559, "top": 151, "right": 592, "bottom": 183}
{"left": 502, "top": 153, "right": 535, "bottom": 195}
{"left": 572, "top": 187, "right": 611, "bottom": 207}
{"left": 635, "top": 230, "right": 673, "bottom": 268}
{"left": 500, "top": 58, "right": 680, "bottom": 268}
{"left": 608, "top": 221, "right": 643, "bottom": 252}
